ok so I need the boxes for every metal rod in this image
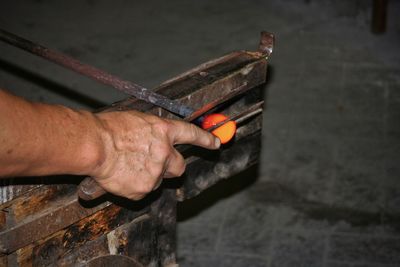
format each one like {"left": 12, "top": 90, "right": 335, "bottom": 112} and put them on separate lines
{"left": 207, "top": 101, "right": 264, "bottom": 132}
{"left": 235, "top": 108, "right": 263, "bottom": 124}
{"left": 0, "top": 29, "right": 195, "bottom": 117}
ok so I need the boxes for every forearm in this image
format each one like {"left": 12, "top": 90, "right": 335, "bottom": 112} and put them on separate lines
{"left": 0, "top": 88, "right": 219, "bottom": 200}
{"left": 0, "top": 90, "right": 105, "bottom": 177}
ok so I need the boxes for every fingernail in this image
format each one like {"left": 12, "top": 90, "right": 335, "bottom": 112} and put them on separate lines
{"left": 215, "top": 138, "right": 221, "bottom": 148}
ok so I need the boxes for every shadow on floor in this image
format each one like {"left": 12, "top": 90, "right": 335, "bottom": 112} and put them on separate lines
{"left": 0, "top": 58, "right": 106, "bottom": 108}
{"left": 177, "top": 164, "right": 260, "bottom": 222}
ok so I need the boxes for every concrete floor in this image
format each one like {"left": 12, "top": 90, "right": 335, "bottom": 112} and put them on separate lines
{"left": 1, "top": 1, "right": 400, "bottom": 266}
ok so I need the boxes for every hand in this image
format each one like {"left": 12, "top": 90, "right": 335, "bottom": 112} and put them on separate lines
{"left": 89, "top": 110, "right": 220, "bottom": 200}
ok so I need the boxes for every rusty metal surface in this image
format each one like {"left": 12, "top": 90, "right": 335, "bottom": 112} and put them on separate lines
{"left": 0, "top": 185, "right": 110, "bottom": 254}
{"left": 104, "top": 50, "right": 267, "bottom": 117}
{"left": 9, "top": 189, "right": 177, "bottom": 267}
{"left": 13, "top": 204, "right": 152, "bottom": 266}
{"left": 258, "top": 31, "right": 275, "bottom": 56}
{"left": 183, "top": 82, "right": 248, "bottom": 122}
{"left": 0, "top": 180, "right": 40, "bottom": 205}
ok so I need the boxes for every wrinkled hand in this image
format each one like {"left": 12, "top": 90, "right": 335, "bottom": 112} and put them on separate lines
{"left": 89, "top": 110, "right": 220, "bottom": 200}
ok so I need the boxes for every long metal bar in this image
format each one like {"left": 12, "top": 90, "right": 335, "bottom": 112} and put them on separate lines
{"left": 207, "top": 101, "right": 264, "bottom": 132}
{"left": 0, "top": 29, "right": 195, "bottom": 117}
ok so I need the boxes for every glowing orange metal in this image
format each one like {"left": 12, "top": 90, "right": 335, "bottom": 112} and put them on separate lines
{"left": 201, "top": 114, "right": 237, "bottom": 144}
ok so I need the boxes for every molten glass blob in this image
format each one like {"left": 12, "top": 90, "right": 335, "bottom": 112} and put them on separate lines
{"left": 201, "top": 113, "right": 236, "bottom": 144}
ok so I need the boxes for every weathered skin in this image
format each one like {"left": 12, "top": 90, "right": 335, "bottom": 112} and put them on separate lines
{"left": 0, "top": 89, "right": 220, "bottom": 200}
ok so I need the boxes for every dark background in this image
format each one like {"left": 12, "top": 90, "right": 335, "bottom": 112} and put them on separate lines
{"left": 1, "top": 1, "right": 400, "bottom": 266}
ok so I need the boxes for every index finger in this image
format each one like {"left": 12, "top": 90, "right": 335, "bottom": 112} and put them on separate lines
{"left": 167, "top": 120, "right": 220, "bottom": 150}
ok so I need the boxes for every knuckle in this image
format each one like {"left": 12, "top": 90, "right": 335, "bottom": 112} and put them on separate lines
{"left": 152, "top": 120, "right": 170, "bottom": 136}
{"left": 188, "top": 124, "right": 199, "bottom": 140}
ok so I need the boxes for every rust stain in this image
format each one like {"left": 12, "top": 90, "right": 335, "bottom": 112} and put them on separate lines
{"left": 13, "top": 185, "right": 73, "bottom": 222}
{"left": 13, "top": 187, "right": 58, "bottom": 221}
{"left": 0, "top": 210, "right": 7, "bottom": 230}
{"left": 13, "top": 205, "right": 123, "bottom": 266}
{"left": 0, "top": 255, "right": 7, "bottom": 266}
{"left": 115, "top": 230, "right": 129, "bottom": 255}
{"left": 16, "top": 243, "right": 34, "bottom": 267}
{"left": 33, "top": 238, "right": 63, "bottom": 266}
{"left": 62, "top": 206, "right": 122, "bottom": 250}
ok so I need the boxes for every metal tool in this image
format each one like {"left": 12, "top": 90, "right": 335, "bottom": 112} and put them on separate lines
{"left": 0, "top": 29, "right": 195, "bottom": 118}
{"left": 206, "top": 101, "right": 263, "bottom": 132}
